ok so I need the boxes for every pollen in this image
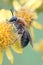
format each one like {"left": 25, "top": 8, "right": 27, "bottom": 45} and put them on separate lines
{"left": 15, "top": 8, "right": 34, "bottom": 27}
{"left": 0, "top": 22, "right": 16, "bottom": 49}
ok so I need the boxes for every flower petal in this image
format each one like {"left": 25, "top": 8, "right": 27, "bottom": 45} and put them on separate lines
{"left": 5, "top": 47, "right": 14, "bottom": 64}
{"left": 39, "top": 40, "right": 43, "bottom": 52}
{"left": 19, "top": 0, "right": 28, "bottom": 5}
{"left": 0, "top": 9, "right": 12, "bottom": 22}
{"left": 29, "top": 0, "right": 42, "bottom": 11}
{"left": 29, "top": 26, "right": 34, "bottom": 42}
{"left": 33, "top": 43, "right": 40, "bottom": 51}
{"left": 32, "top": 21, "right": 43, "bottom": 30}
{"left": 23, "top": 0, "right": 42, "bottom": 11}
{"left": 11, "top": 38, "right": 23, "bottom": 54}
{"left": 0, "top": 50, "right": 3, "bottom": 65}
{"left": 13, "top": 0, "right": 21, "bottom": 11}
{"left": 33, "top": 39, "right": 43, "bottom": 52}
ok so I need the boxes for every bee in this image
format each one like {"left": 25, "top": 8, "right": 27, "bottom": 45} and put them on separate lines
{"left": 8, "top": 9, "right": 33, "bottom": 48}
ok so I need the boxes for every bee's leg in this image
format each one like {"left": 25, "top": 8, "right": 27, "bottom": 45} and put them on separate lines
{"left": 10, "top": 29, "right": 20, "bottom": 45}
{"left": 11, "top": 34, "right": 21, "bottom": 45}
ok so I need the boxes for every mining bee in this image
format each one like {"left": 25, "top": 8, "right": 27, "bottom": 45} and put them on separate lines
{"left": 8, "top": 9, "right": 33, "bottom": 48}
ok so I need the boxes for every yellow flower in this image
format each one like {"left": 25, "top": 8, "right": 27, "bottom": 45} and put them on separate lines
{"left": 23, "top": 0, "right": 42, "bottom": 11}
{"left": 0, "top": 9, "right": 12, "bottom": 22}
{"left": 33, "top": 39, "right": 43, "bottom": 52}
{"left": 0, "top": 21, "right": 23, "bottom": 65}
{"left": 12, "top": 0, "right": 43, "bottom": 41}
{"left": 33, "top": 39, "right": 43, "bottom": 60}
{"left": 13, "top": 0, "right": 42, "bottom": 11}
{"left": 15, "top": 8, "right": 43, "bottom": 41}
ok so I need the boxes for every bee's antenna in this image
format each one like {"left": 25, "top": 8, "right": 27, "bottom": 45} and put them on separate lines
{"left": 10, "top": 9, "right": 14, "bottom": 16}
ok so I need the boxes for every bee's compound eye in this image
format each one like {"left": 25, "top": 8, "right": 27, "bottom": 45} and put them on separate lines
{"left": 21, "top": 31, "right": 29, "bottom": 48}
{"left": 9, "top": 17, "right": 17, "bottom": 22}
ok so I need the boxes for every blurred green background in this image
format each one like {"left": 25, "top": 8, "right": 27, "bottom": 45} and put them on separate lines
{"left": 0, "top": 0, "right": 43, "bottom": 65}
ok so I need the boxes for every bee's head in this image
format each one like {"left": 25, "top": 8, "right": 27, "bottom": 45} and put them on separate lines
{"left": 9, "top": 9, "right": 18, "bottom": 22}
{"left": 9, "top": 16, "right": 17, "bottom": 22}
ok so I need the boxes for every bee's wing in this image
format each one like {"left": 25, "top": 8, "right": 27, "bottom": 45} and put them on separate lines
{"left": 28, "top": 31, "right": 33, "bottom": 47}
{"left": 29, "top": 34, "right": 33, "bottom": 48}
{"left": 29, "top": 26, "right": 34, "bottom": 42}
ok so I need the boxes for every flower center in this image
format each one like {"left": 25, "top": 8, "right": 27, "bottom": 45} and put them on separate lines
{"left": 15, "top": 9, "right": 34, "bottom": 27}
{"left": 0, "top": 22, "right": 16, "bottom": 49}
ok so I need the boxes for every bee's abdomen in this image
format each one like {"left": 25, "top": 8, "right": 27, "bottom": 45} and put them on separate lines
{"left": 21, "top": 31, "right": 29, "bottom": 48}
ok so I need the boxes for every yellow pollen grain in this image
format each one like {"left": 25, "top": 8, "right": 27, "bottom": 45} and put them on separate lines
{"left": 0, "top": 22, "right": 15, "bottom": 49}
